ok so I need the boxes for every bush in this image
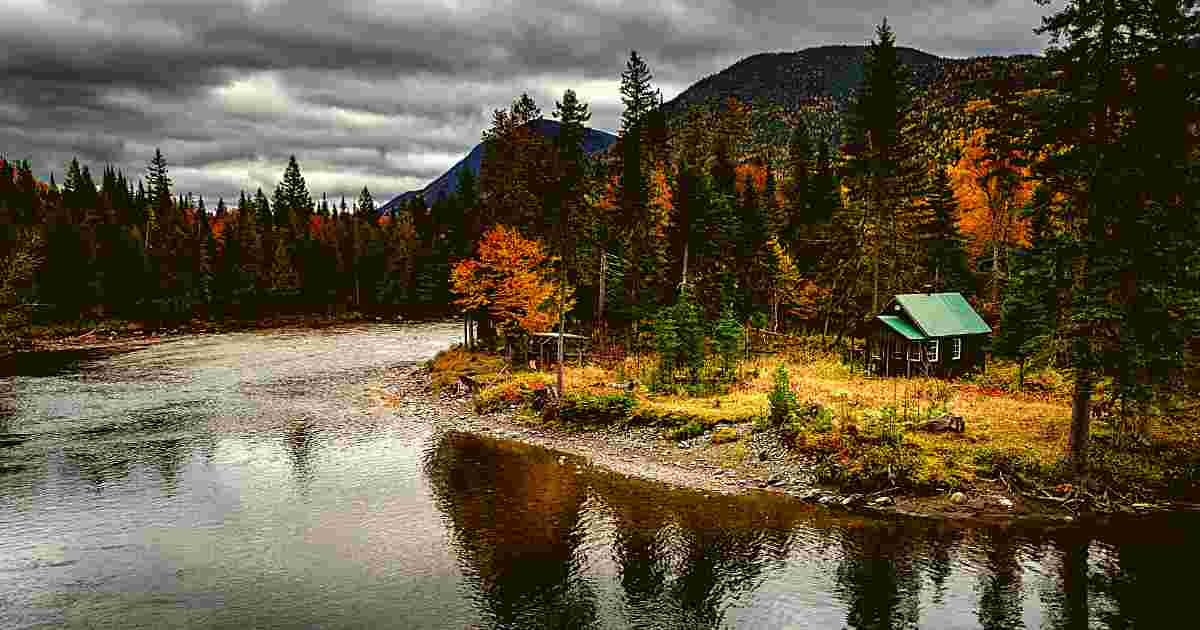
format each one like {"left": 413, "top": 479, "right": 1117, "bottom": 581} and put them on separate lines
{"left": 711, "top": 427, "right": 739, "bottom": 444}
{"left": 670, "top": 420, "right": 706, "bottom": 441}
{"left": 558, "top": 392, "right": 635, "bottom": 424}
{"left": 474, "top": 374, "right": 550, "bottom": 413}
{"left": 767, "top": 363, "right": 797, "bottom": 426}
{"left": 713, "top": 305, "right": 742, "bottom": 381}
{"left": 862, "top": 406, "right": 905, "bottom": 447}
{"left": 811, "top": 407, "right": 835, "bottom": 434}
{"left": 815, "top": 442, "right": 920, "bottom": 490}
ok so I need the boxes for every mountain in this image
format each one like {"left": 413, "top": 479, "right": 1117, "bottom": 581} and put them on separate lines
{"left": 379, "top": 119, "right": 617, "bottom": 213}
{"left": 661, "top": 45, "right": 954, "bottom": 116}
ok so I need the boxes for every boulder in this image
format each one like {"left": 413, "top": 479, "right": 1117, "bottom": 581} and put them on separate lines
{"left": 950, "top": 491, "right": 968, "bottom": 505}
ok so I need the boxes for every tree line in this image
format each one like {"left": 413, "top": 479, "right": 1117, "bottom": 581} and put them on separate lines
{"left": 0, "top": 150, "right": 459, "bottom": 330}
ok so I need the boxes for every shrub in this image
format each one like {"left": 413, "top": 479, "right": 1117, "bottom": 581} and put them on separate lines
{"left": 811, "top": 407, "right": 835, "bottom": 434}
{"left": 815, "top": 441, "right": 921, "bottom": 491}
{"left": 862, "top": 406, "right": 904, "bottom": 447}
{"left": 767, "top": 363, "right": 797, "bottom": 426}
{"left": 713, "top": 305, "right": 742, "bottom": 381}
{"left": 711, "top": 427, "right": 739, "bottom": 444}
{"left": 558, "top": 392, "right": 635, "bottom": 425}
{"left": 653, "top": 308, "right": 680, "bottom": 386}
{"left": 670, "top": 420, "right": 706, "bottom": 441}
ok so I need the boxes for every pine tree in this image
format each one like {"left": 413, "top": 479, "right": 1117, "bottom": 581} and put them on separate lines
{"left": 619, "top": 51, "right": 658, "bottom": 135}
{"left": 808, "top": 140, "right": 840, "bottom": 223}
{"left": 922, "top": 167, "right": 973, "bottom": 295}
{"left": 784, "top": 119, "right": 813, "bottom": 246}
{"left": 511, "top": 93, "right": 541, "bottom": 125}
{"left": 1032, "top": 0, "right": 1200, "bottom": 470}
{"left": 269, "top": 226, "right": 300, "bottom": 303}
{"left": 278, "top": 155, "right": 313, "bottom": 234}
{"left": 843, "top": 18, "right": 924, "bottom": 312}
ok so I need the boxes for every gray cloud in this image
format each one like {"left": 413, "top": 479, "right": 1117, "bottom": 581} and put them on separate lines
{"left": 0, "top": 0, "right": 1049, "bottom": 203}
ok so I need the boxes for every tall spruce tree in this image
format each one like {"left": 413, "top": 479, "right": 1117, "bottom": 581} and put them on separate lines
{"left": 784, "top": 119, "right": 813, "bottom": 246}
{"left": 1032, "top": 0, "right": 1200, "bottom": 472}
{"left": 843, "top": 19, "right": 924, "bottom": 312}
{"left": 922, "top": 166, "right": 973, "bottom": 295}
{"left": 619, "top": 51, "right": 657, "bottom": 135}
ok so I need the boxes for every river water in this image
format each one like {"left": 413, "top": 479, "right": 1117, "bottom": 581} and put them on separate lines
{"left": 0, "top": 323, "right": 1195, "bottom": 629}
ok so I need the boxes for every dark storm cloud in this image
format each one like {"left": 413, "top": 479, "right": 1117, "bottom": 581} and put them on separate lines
{"left": 0, "top": 0, "right": 1049, "bottom": 203}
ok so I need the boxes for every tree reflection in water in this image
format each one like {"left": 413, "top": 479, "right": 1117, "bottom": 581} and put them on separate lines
{"left": 283, "top": 418, "right": 314, "bottom": 495}
{"left": 833, "top": 519, "right": 922, "bottom": 629}
{"left": 422, "top": 430, "right": 1200, "bottom": 629}
{"left": 596, "top": 475, "right": 798, "bottom": 629}
{"left": 975, "top": 527, "right": 1026, "bottom": 630}
{"left": 424, "top": 432, "right": 599, "bottom": 629}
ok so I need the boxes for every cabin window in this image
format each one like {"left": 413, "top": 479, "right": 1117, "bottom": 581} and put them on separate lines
{"left": 952, "top": 337, "right": 962, "bottom": 360}
{"left": 926, "top": 340, "right": 939, "bottom": 362}
{"left": 908, "top": 343, "right": 922, "bottom": 361}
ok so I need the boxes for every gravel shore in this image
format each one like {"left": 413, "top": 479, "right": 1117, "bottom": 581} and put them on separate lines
{"left": 375, "top": 364, "right": 1086, "bottom": 526}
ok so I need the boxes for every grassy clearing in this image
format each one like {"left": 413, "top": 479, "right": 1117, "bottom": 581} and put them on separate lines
{"left": 429, "top": 346, "right": 1200, "bottom": 500}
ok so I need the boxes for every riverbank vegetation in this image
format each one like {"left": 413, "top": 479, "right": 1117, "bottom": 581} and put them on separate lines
{"left": 429, "top": 340, "right": 1200, "bottom": 507}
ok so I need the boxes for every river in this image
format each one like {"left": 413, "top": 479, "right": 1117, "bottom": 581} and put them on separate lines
{"left": 0, "top": 322, "right": 1194, "bottom": 629}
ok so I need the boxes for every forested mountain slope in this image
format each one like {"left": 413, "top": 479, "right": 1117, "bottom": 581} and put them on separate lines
{"left": 379, "top": 119, "right": 616, "bottom": 213}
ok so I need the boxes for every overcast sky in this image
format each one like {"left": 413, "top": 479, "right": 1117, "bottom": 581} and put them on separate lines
{"left": 0, "top": 0, "right": 1051, "bottom": 206}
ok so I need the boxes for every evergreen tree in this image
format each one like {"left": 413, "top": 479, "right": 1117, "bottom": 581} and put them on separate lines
{"left": 355, "top": 187, "right": 375, "bottom": 219}
{"left": 511, "top": 92, "right": 541, "bottom": 125}
{"left": 146, "top": 149, "right": 171, "bottom": 201}
{"left": 1032, "top": 0, "right": 1200, "bottom": 470}
{"left": 922, "top": 167, "right": 973, "bottom": 295}
{"left": 269, "top": 226, "right": 300, "bottom": 303}
{"left": 843, "top": 19, "right": 925, "bottom": 311}
{"left": 619, "top": 51, "right": 658, "bottom": 135}
{"left": 808, "top": 140, "right": 840, "bottom": 223}
{"left": 783, "top": 119, "right": 812, "bottom": 247}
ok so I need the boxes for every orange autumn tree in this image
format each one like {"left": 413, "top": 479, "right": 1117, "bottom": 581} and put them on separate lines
{"left": 951, "top": 98, "right": 1035, "bottom": 309}
{"left": 451, "top": 225, "right": 572, "bottom": 352}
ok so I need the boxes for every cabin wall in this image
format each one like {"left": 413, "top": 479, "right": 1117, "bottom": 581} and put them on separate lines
{"left": 865, "top": 328, "right": 987, "bottom": 379}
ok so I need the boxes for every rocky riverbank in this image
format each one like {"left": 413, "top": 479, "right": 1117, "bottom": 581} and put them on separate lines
{"left": 376, "top": 364, "right": 1098, "bottom": 527}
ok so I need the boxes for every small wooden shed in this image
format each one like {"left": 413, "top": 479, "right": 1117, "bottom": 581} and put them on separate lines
{"left": 863, "top": 293, "right": 991, "bottom": 378}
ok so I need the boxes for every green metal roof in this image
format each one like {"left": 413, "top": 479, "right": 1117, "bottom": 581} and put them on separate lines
{"left": 892, "top": 293, "right": 992, "bottom": 337}
{"left": 877, "top": 315, "right": 927, "bottom": 340}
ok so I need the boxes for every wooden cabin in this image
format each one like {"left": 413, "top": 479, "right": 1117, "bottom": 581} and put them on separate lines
{"left": 862, "top": 293, "right": 991, "bottom": 378}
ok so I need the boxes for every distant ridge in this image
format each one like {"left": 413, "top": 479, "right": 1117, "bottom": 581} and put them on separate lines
{"left": 379, "top": 119, "right": 617, "bottom": 213}
{"left": 661, "top": 45, "right": 953, "bottom": 115}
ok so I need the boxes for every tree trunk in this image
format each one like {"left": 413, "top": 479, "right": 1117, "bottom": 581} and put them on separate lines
{"left": 991, "top": 238, "right": 1002, "bottom": 306}
{"left": 1068, "top": 355, "right": 1093, "bottom": 478}
{"left": 557, "top": 243, "right": 566, "bottom": 395}
{"left": 1018, "top": 356, "right": 1025, "bottom": 391}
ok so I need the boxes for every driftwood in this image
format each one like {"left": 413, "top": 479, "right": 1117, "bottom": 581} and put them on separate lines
{"left": 915, "top": 415, "right": 965, "bottom": 433}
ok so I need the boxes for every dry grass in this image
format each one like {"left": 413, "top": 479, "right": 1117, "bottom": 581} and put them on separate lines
{"left": 428, "top": 346, "right": 1200, "bottom": 496}
{"left": 427, "top": 347, "right": 507, "bottom": 392}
